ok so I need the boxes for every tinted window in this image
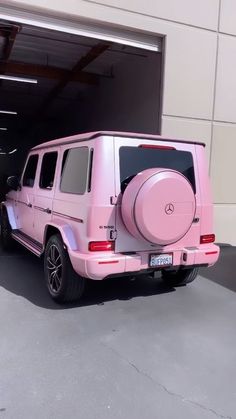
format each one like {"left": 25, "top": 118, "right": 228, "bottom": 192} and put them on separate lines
{"left": 40, "top": 152, "right": 58, "bottom": 189}
{"left": 60, "top": 147, "right": 89, "bottom": 194}
{"left": 22, "top": 154, "right": 39, "bottom": 187}
{"left": 119, "top": 146, "right": 196, "bottom": 193}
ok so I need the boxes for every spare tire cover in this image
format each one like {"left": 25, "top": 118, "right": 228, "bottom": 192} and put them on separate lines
{"left": 121, "top": 168, "right": 196, "bottom": 245}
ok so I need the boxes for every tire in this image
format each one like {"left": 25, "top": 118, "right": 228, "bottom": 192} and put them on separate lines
{"left": 0, "top": 209, "right": 13, "bottom": 251}
{"left": 44, "top": 234, "right": 85, "bottom": 303}
{"left": 162, "top": 267, "right": 199, "bottom": 286}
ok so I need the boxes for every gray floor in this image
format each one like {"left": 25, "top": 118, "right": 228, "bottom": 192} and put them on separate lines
{"left": 0, "top": 245, "right": 235, "bottom": 419}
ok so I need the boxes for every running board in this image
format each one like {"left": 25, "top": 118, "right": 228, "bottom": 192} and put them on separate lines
{"left": 11, "top": 230, "right": 43, "bottom": 257}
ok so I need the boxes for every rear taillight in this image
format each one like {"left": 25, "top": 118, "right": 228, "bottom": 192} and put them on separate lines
{"left": 89, "top": 241, "right": 115, "bottom": 252}
{"left": 200, "top": 234, "right": 215, "bottom": 244}
{"left": 139, "top": 144, "right": 176, "bottom": 150}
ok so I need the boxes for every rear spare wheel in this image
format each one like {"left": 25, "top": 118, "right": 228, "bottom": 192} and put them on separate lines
{"left": 121, "top": 168, "right": 196, "bottom": 245}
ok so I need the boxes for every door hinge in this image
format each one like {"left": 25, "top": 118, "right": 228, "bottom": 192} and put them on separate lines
{"left": 110, "top": 230, "right": 117, "bottom": 240}
{"left": 110, "top": 196, "right": 118, "bottom": 205}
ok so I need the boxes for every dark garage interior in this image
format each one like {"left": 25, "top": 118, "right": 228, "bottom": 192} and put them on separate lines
{"left": 0, "top": 21, "right": 162, "bottom": 197}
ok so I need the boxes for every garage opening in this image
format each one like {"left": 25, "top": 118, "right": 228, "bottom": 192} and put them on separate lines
{"left": 0, "top": 17, "right": 163, "bottom": 198}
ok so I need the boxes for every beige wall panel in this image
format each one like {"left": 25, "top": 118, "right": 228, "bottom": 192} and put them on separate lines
{"left": 163, "top": 27, "right": 217, "bottom": 120}
{"left": 84, "top": 0, "right": 219, "bottom": 30}
{"left": 214, "top": 35, "right": 236, "bottom": 123}
{"left": 162, "top": 116, "right": 212, "bottom": 162}
{"left": 214, "top": 205, "right": 236, "bottom": 245}
{"left": 210, "top": 123, "right": 236, "bottom": 203}
{"left": 4, "top": 0, "right": 219, "bottom": 30}
{"left": 220, "top": 0, "right": 236, "bottom": 36}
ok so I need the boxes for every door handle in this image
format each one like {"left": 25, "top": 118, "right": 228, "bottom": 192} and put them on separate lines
{"left": 44, "top": 208, "right": 51, "bottom": 214}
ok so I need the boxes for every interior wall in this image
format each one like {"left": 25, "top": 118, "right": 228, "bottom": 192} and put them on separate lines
{"left": 76, "top": 51, "right": 162, "bottom": 134}
{"left": 39, "top": 50, "right": 162, "bottom": 139}
{"left": 17, "top": 49, "right": 161, "bottom": 144}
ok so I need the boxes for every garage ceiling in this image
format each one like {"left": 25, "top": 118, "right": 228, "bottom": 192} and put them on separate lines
{"left": 0, "top": 21, "right": 152, "bottom": 151}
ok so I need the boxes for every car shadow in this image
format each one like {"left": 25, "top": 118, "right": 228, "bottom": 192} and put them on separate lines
{"left": 0, "top": 247, "right": 175, "bottom": 310}
{"left": 200, "top": 245, "right": 236, "bottom": 293}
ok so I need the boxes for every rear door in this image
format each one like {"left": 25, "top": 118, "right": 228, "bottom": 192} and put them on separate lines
{"left": 52, "top": 144, "right": 92, "bottom": 253}
{"left": 33, "top": 149, "right": 58, "bottom": 244}
{"left": 114, "top": 136, "right": 201, "bottom": 252}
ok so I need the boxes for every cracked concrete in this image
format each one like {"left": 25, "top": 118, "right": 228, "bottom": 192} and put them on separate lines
{"left": 101, "top": 341, "right": 232, "bottom": 419}
{"left": 0, "top": 246, "right": 236, "bottom": 418}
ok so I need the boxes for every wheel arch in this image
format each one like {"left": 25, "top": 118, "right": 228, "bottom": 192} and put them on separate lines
{"left": 1, "top": 202, "right": 18, "bottom": 230}
{"left": 43, "top": 221, "right": 78, "bottom": 251}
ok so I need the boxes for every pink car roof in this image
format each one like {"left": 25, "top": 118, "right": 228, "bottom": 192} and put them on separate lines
{"left": 32, "top": 131, "right": 205, "bottom": 150}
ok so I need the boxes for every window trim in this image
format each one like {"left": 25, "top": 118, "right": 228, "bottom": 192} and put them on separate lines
{"left": 39, "top": 151, "right": 58, "bottom": 190}
{"left": 87, "top": 148, "right": 94, "bottom": 193}
{"left": 22, "top": 154, "right": 39, "bottom": 188}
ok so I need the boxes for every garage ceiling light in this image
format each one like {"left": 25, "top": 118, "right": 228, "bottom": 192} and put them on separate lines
{"left": 0, "top": 110, "right": 17, "bottom": 115}
{"left": 0, "top": 75, "right": 38, "bottom": 84}
{"left": 8, "top": 148, "right": 17, "bottom": 154}
{"left": 0, "top": 128, "right": 7, "bottom": 131}
{"left": 0, "top": 148, "right": 17, "bottom": 155}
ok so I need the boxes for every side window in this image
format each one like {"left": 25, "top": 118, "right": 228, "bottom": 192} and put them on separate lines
{"left": 22, "top": 154, "right": 39, "bottom": 187}
{"left": 40, "top": 152, "right": 58, "bottom": 189}
{"left": 60, "top": 147, "right": 89, "bottom": 194}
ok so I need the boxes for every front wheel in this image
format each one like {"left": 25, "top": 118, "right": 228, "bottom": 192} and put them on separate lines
{"left": 162, "top": 267, "right": 199, "bottom": 286}
{"left": 44, "top": 234, "right": 85, "bottom": 303}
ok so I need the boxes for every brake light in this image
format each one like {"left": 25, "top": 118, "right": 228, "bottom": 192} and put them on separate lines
{"left": 200, "top": 234, "right": 215, "bottom": 244}
{"left": 98, "top": 260, "right": 119, "bottom": 264}
{"left": 139, "top": 144, "right": 176, "bottom": 150}
{"left": 89, "top": 241, "right": 115, "bottom": 251}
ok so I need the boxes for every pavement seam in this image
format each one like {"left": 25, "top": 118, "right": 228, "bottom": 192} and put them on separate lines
{"left": 100, "top": 341, "right": 232, "bottom": 419}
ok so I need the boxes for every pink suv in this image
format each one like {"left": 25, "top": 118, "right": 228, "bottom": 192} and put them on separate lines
{"left": 1, "top": 132, "right": 219, "bottom": 303}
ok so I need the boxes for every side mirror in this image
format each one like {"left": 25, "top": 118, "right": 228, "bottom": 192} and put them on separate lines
{"left": 7, "top": 176, "right": 20, "bottom": 191}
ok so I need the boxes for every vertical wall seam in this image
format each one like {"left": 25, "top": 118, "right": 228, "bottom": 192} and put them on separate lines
{"left": 209, "top": 0, "right": 222, "bottom": 175}
{"left": 159, "top": 36, "right": 166, "bottom": 134}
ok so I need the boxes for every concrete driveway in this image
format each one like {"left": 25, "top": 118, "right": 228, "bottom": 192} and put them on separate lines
{"left": 0, "top": 245, "right": 235, "bottom": 419}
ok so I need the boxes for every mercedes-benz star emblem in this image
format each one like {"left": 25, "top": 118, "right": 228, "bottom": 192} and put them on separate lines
{"left": 165, "top": 203, "right": 174, "bottom": 215}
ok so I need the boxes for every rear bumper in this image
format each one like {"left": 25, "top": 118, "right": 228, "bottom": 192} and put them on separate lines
{"left": 68, "top": 243, "right": 220, "bottom": 280}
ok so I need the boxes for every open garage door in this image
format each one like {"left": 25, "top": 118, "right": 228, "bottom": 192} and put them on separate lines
{"left": 0, "top": 4, "right": 161, "bottom": 52}
{"left": 0, "top": 6, "right": 163, "bottom": 199}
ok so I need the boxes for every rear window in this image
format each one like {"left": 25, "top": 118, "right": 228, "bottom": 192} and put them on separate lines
{"left": 119, "top": 146, "right": 196, "bottom": 193}
{"left": 60, "top": 147, "right": 89, "bottom": 194}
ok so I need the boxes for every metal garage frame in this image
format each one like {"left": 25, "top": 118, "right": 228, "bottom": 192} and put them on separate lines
{"left": 0, "top": 4, "right": 162, "bottom": 52}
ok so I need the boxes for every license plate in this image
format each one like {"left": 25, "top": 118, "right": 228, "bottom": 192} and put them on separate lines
{"left": 149, "top": 253, "right": 173, "bottom": 267}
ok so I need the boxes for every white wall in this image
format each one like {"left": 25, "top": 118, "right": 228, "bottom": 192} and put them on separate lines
{"left": 3, "top": 0, "right": 236, "bottom": 244}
